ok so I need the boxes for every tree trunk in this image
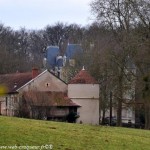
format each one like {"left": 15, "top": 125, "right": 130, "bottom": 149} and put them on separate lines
{"left": 117, "top": 75, "right": 123, "bottom": 127}
{"left": 109, "top": 91, "right": 112, "bottom": 126}
{"left": 117, "top": 98, "right": 122, "bottom": 126}
{"left": 102, "top": 109, "right": 106, "bottom": 125}
{"left": 145, "top": 103, "right": 150, "bottom": 130}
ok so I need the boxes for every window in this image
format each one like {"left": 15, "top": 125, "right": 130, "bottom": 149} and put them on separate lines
{"left": 45, "top": 83, "right": 50, "bottom": 87}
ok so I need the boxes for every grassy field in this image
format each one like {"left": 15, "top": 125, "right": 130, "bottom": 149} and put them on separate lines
{"left": 0, "top": 116, "right": 150, "bottom": 150}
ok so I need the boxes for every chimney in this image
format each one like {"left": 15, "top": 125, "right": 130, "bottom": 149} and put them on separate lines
{"left": 32, "top": 68, "right": 39, "bottom": 79}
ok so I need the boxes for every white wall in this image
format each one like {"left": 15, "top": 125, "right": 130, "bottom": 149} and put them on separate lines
{"left": 68, "top": 84, "right": 99, "bottom": 98}
{"left": 68, "top": 84, "right": 100, "bottom": 125}
{"left": 104, "top": 106, "right": 135, "bottom": 124}
{"left": 122, "top": 107, "right": 135, "bottom": 123}
{"left": 72, "top": 98, "right": 99, "bottom": 125}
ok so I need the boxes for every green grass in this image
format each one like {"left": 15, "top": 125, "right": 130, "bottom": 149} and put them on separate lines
{"left": 0, "top": 116, "right": 150, "bottom": 150}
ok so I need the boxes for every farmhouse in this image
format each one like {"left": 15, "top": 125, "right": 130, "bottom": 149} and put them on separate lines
{"left": 0, "top": 68, "right": 100, "bottom": 125}
{"left": 0, "top": 69, "right": 68, "bottom": 117}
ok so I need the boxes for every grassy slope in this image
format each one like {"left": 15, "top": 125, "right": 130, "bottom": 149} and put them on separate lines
{"left": 0, "top": 116, "right": 150, "bottom": 150}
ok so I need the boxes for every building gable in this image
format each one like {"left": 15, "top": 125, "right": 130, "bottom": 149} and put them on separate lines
{"left": 18, "top": 70, "right": 67, "bottom": 93}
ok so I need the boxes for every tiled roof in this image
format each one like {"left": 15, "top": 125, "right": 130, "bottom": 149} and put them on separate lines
{"left": 68, "top": 69, "right": 98, "bottom": 84}
{"left": 65, "top": 44, "right": 83, "bottom": 59}
{"left": 23, "top": 91, "right": 80, "bottom": 107}
{"left": 0, "top": 72, "right": 32, "bottom": 93}
{"left": 46, "top": 46, "right": 62, "bottom": 68}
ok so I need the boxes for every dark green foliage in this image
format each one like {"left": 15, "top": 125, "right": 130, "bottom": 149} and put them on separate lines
{"left": 143, "top": 76, "right": 149, "bottom": 82}
{"left": 143, "top": 75, "right": 150, "bottom": 96}
{"left": 66, "top": 111, "right": 79, "bottom": 123}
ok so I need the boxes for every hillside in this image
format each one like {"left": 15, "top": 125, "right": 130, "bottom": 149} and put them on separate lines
{"left": 0, "top": 116, "right": 150, "bottom": 150}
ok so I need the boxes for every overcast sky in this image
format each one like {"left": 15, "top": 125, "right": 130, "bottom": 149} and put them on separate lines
{"left": 0, "top": 0, "right": 92, "bottom": 30}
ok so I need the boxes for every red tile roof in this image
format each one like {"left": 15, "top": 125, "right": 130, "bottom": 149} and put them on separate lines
{"left": 0, "top": 72, "right": 33, "bottom": 93}
{"left": 68, "top": 69, "right": 98, "bottom": 84}
{"left": 23, "top": 91, "right": 80, "bottom": 107}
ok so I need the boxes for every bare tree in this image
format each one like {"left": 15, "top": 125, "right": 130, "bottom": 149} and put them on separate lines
{"left": 90, "top": 0, "right": 144, "bottom": 126}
